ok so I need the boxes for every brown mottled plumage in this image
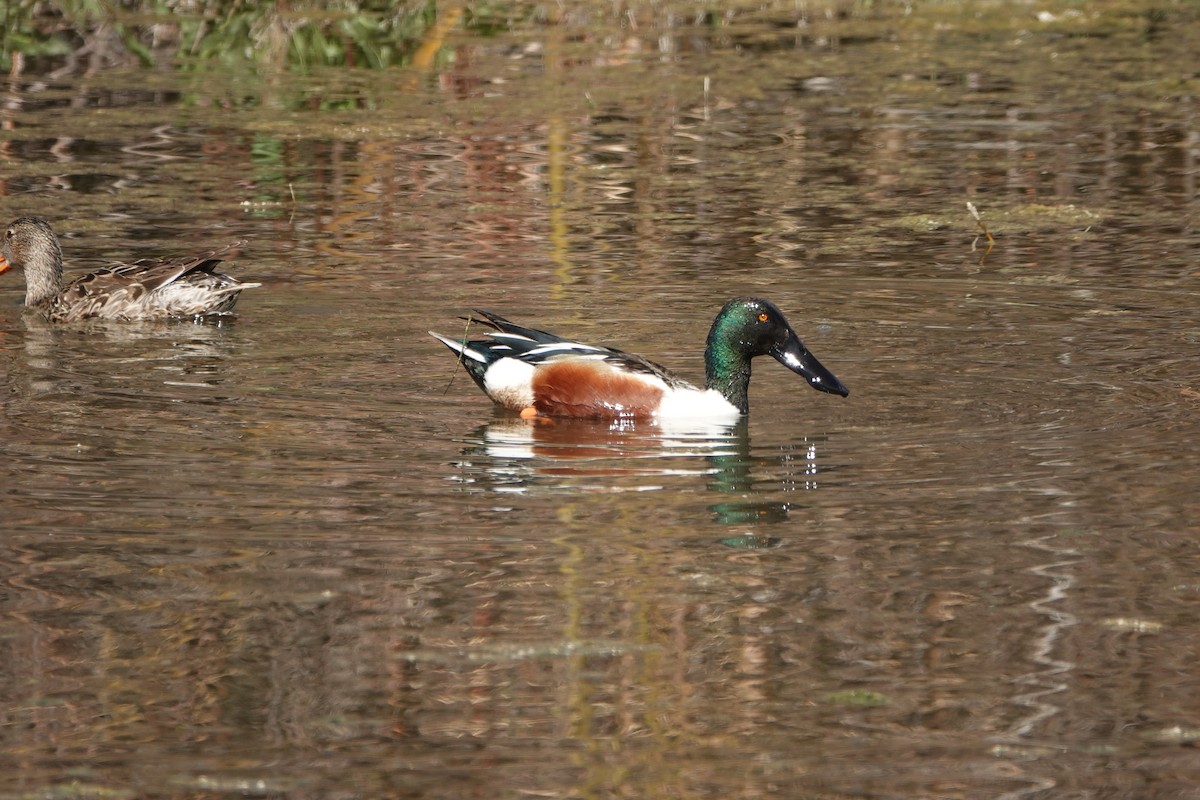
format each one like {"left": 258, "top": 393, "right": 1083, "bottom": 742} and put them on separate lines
{"left": 0, "top": 216, "right": 259, "bottom": 322}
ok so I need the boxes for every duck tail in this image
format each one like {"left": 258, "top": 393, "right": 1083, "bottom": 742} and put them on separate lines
{"left": 429, "top": 331, "right": 491, "bottom": 390}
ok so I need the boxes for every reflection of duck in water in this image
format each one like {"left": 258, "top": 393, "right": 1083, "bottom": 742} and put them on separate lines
{"left": 0, "top": 217, "right": 259, "bottom": 322}
{"left": 431, "top": 297, "right": 849, "bottom": 421}
{"left": 471, "top": 415, "right": 748, "bottom": 464}
{"left": 460, "top": 417, "right": 833, "bottom": 533}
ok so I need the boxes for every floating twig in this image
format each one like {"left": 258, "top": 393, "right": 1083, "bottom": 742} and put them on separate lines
{"left": 440, "top": 315, "right": 473, "bottom": 395}
{"left": 967, "top": 201, "right": 995, "bottom": 261}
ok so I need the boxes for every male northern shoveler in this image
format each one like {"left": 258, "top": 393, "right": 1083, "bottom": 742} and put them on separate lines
{"left": 0, "top": 216, "right": 259, "bottom": 322}
{"left": 430, "top": 297, "right": 849, "bottom": 420}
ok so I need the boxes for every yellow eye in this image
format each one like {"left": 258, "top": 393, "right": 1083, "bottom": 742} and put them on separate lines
{"left": 758, "top": 313, "right": 768, "bottom": 322}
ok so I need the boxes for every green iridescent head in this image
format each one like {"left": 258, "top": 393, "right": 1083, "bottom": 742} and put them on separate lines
{"left": 704, "top": 296, "right": 848, "bottom": 413}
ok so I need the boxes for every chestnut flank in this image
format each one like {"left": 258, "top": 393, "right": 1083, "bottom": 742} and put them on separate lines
{"left": 532, "top": 360, "right": 664, "bottom": 418}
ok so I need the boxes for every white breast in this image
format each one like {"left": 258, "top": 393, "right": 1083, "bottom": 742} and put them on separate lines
{"left": 655, "top": 386, "right": 741, "bottom": 419}
{"left": 483, "top": 357, "right": 536, "bottom": 409}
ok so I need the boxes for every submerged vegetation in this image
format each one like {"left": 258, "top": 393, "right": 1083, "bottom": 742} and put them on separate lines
{"left": 0, "top": 1, "right": 513, "bottom": 74}
{"left": 3, "top": 1, "right": 1198, "bottom": 77}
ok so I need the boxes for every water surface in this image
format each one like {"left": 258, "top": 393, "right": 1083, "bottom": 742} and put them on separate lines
{"left": 2, "top": 3, "right": 1200, "bottom": 798}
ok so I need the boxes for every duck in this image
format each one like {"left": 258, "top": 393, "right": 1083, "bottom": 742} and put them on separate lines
{"left": 0, "top": 216, "right": 259, "bottom": 322}
{"left": 430, "top": 297, "right": 849, "bottom": 420}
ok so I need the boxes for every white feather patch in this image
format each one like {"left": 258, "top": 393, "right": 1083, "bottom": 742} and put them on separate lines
{"left": 429, "top": 332, "right": 487, "bottom": 363}
{"left": 483, "top": 358, "right": 536, "bottom": 409}
{"left": 656, "top": 387, "right": 741, "bottom": 419}
{"left": 528, "top": 342, "right": 607, "bottom": 357}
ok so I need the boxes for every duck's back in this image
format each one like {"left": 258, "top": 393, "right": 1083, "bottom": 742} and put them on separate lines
{"left": 48, "top": 248, "right": 257, "bottom": 322}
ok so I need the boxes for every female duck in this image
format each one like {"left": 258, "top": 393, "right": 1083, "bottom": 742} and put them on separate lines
{"left": 0, "top": 216, "right": 259, "bottom": 322}
{"left": 431, "top": 297, "right": 848, "bottom": 420}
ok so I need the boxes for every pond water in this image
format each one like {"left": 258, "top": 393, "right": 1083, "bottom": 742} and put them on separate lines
{"left": 2, "top": 3, "right": 1200, "bottom": 798}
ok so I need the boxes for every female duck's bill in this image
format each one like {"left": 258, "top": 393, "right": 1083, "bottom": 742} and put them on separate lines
{"left": 431, "top": 297, "right": 849, "bottom": 420}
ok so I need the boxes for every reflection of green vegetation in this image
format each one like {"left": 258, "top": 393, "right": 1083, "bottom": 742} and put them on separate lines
{"left": 1, "top": 3, "right": 71, "bottom": 63}
{"left": 179, "top": 2, "right": 442, "bottom": 70}
{"left": 0, "top": 1, "right": 467, "bottom": 72}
